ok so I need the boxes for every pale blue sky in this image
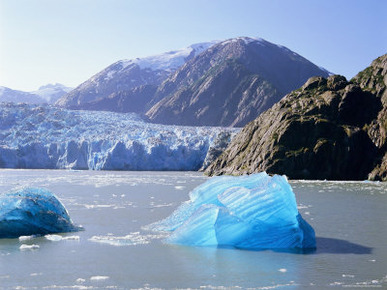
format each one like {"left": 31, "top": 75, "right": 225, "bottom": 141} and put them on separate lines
{"left": 1, "top": 0, "right": 386, "bottom": 91}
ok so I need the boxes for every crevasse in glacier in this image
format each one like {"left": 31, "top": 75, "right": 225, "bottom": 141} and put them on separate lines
{"left": 0, "top": 188, "right": 81, "bottom": 239}
{"left": 146, "top": 172, "right": 316, "bottom": 250}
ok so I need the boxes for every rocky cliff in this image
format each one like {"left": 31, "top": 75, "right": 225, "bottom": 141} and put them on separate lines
{"left": 205, "top": 54, "right": 387, "bottom": 180}
{"left": 353, "top": 54, "right": 387, "bottom": 180}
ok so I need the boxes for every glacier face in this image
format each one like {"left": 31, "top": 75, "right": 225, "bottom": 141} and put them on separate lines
{"left": 0, "top": 103, "right": 239, "bottom": 170}
{"left": 146, "top": 172, "right": 316, "bottom": 250}
{"left": 0, "top": 187, "right": 80, "bottom": 239}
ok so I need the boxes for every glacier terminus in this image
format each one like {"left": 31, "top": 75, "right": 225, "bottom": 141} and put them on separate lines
{"left": 0, "top": 103, "right": 239, "bottom": 171}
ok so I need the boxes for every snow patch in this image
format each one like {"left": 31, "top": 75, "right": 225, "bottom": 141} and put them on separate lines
{"left": 120, "top": 41, "right": 218, "bottom": 72}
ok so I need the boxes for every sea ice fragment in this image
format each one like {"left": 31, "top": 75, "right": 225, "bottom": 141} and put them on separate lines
{"left": 147, "top": 172, "right": 316, "bottom": 250}
{"left": 0, "top": 188, "right": 81, "bottom": 239}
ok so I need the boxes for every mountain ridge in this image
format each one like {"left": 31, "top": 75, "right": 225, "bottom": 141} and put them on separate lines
{"left": 0, "top": 83, "right": 72, "bottom": 104}
{"left": 57, "top": 36, "right": 330, "bottom": 127}
{"left": 55, "top": 41, "right": 217, "bottom": 108}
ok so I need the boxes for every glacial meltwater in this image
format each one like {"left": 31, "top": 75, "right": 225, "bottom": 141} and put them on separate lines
{"left": 0, "top": 170, "right": 386, "bottom": 289}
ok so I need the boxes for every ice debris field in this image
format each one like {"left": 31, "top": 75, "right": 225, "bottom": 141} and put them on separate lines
{"left": 0, "top": 103, "right": 238, "bottom": 170}
{"left": 147, "top": 172, "right": 316, "bottom": 250}
{"left": 0, "top": 188, "right": 80, "bottom": 239}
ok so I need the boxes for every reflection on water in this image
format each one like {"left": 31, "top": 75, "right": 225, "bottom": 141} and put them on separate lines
{"left": 0, "top": 169, "right": 386, "bottom": 288}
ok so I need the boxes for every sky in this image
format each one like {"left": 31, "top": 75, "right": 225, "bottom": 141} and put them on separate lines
{"left": 1, "top": 0, "right": 386, "bottom": 92}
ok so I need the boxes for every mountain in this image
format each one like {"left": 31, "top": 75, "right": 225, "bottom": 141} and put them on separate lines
{"left": 56, "top": 37, "right": 330, "bottom": 127}
{"left": 32, "top": 83, "right": 73, "bottom": 103}
{"left": 146, "top": 37, "right": 330, "bottom": 127}
{"left": 0, "top": 103, "right": 238, "bottom": 171}
{"left": 205, "top": 54, "right": 387, "bottom": 180}
{"left": 0, "top": 84, "right": 72, "bottom": 104}
{"left": 55, "top": 42, "right": 217, "bottom": 108}
{"left": 0, "top": 86, "right": 45, "bottom": 104}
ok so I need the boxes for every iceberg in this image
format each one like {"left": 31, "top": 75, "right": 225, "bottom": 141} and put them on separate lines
{"left": 0, "top": 188, "right": 81, "bottom": 239}
{"left": 0, "top": 103, "right": 238, "bottom": 171}
{"left": 147, "top": 172, "right": 316, "bottom": 250}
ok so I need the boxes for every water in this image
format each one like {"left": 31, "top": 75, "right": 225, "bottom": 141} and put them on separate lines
{"left": 0, "top": 169, "right": 386, "bottom": 289}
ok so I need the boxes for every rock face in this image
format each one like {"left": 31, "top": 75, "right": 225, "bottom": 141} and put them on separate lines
{"left": 205, "top": 54, "right": 387, "bottom": 180}
{"left": 353, "top": 54, "right": 387, "bottom": 180}
{"left": 0, "top": 188, "right": 80, "bottom": 239}
{"left": 57, "top": 37, "right": 329, "bottom": 127}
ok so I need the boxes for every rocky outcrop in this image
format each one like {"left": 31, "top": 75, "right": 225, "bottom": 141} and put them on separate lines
{"left": 352, "top": 54, "right": 387, "bottom": 180}
{"left": 205, "top": 57, "right": 387, "bottom": 180}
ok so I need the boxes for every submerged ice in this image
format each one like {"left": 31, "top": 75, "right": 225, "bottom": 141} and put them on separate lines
{"left": 0, "top": 188, "right": 80, "bottom": 239}
{"left": 147, "top": 172, "right": 316, "bottom": 250}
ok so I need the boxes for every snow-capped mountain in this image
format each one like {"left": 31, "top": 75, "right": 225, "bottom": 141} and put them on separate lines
{"left": 0, "top": 84, "right": 72, "bottom": 104}
{"left": 146, "top": 37, "right": 331, "bottom": 126}
{"left": 0, "top": 86, "right": 46, "bottom": 104}
{"left": 33, "top": 83, "right": 73, "bottom": 103}
{"left": 57, "top": 36, "right": 330, "bottom": 127}
{"left": 56, "top": 41, "right": 218, "bottom": 108}
{"left": 0, "top": 103, "right": 238, "bottom": 171}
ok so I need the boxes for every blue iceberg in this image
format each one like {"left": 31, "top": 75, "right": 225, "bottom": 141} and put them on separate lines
{"left": 0, "top": 188, "right": 81, "bottom": 239}
{"left": 147, "top": 172, "right": 316, "bottom": 250}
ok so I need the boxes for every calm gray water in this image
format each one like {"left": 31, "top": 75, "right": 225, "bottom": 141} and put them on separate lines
{"left": 0, "top": 169, "right": 386, "bottom": 289}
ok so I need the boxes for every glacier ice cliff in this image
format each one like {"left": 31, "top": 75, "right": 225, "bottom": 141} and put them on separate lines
{"left": 0, "top": 188, "right": 80, "bottom": 239}
{"left": 0, "top": 103, "right": 238, "bottom": 170}
{"left": 146, "top": 172, "right": 316, "bottom": 250}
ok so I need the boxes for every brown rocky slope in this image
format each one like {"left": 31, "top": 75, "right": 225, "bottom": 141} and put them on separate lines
{"left": 205, "top": 54, "right": 387, "bottom": 180}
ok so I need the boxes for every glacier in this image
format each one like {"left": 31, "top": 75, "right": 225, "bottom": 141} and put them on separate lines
{"left": 0, "top": 188, "right": 80, "bottom": 239}
{"left": 0, "top": 103, "right": 239, "bottom": 170}
{"left": 146, "top": 172, "right": 316, "bottom": 250}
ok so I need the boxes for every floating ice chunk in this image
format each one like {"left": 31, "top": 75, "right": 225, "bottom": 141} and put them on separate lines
{"left": 63, "top": 235, "right": 80, "bottom": 241}
{"left": 19, "top": 235, "right": 37, "bottom": 241}
{"left": 148, "top": 172, "right": 316, "bottom": 250}
{"left": 89, "top": 232, "right": 165, "bottom": 246}
{"left": 279, "top": 268, "right": 288, "bottom": 273}
{"left": 19, "top": 244, "right": 40, "bottom": 251}
{"left": 0, "top": 188, "right": 81, "bottom": 239}
{"left": 76, "top": 278, "right": 86, "bottom": 283}
{"left": 90, "top": 276, "right": 109, "bottom": 281}
{"left": 45, "top": 234, "right": 63, "bottom": 241}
